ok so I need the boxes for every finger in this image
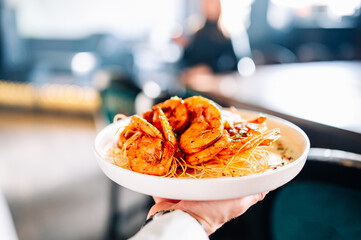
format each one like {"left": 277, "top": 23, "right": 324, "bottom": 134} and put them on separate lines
{"left": 258, "top": 191, "right": 269, "bottom": 201}
{"left": 232, "top": 192, "right": 268, "bottom": 215}
{"left": 238, "top": 191, "right": 269, "bottom": 205}
{"left": 147, "top": 201, "right": 176, "bottom": 219}
{"left": 153, "top": 196, "right": 180, "bottom": 204}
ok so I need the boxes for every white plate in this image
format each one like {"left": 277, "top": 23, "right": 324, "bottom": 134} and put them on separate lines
{"left": 94, "top": 109, "right": 310, "bottom": 200}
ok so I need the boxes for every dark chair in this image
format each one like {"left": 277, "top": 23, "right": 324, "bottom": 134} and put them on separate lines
{"left": 270, "top": 148, "right": 361, "bottom": 240}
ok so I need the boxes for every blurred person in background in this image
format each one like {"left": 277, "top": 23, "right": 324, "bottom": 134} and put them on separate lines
{"left": 174, "top": 0, "right": 239, "bottom": 81}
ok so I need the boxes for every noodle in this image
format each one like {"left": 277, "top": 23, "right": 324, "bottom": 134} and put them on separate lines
{"left": 108, "top": 131, "right": 278, "bottom": 179}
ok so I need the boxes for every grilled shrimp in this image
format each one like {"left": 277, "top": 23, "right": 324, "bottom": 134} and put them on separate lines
{"left": 217, "top": 129, "right": 280, "bottom": 157}
{"left": 127, "top": 133, "right": 175, "bottom": 176}
{"left": 219, "top": 116, "right": 280, "bottom": 157}
{"left": 118, "top": 115, "right": 164, "bottom": 147}
{"left": 179, "top": 96, "right": 223, "bottom": 154}
{"left": 186, "top": 130, "right": 229, "bottom": 165}
{"left": 131, "top": 115, "right": 164, "bottom": 139}
{"left": 154, "top": 106, "right": 178, "bottom": 147}
{"left": 141, "top": 110, "right": 154, "bottom": 123}
{"left": 153, "top": 96, "right": 189, "bottom": 134}
{"left": 119, "top": 110, "right": 178, "bottom": 176}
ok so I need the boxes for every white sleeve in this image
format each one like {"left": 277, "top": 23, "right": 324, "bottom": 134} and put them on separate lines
{"left": 129, "top": 210, "right": 209, "bottom": 240}
{"left": 0, "top": 192, "right": 18, "bottom": 240}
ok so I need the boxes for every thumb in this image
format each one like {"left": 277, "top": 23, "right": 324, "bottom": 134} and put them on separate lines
{"left": 147, "top": 201, "right": 176, "bottom": 219}
{"left": 153, "top": 196, "right": 180, "bottom": 204}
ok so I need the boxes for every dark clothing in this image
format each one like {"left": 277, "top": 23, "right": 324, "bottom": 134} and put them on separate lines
{"left": 182, "top": 20, "right": 238, "bottom": 73}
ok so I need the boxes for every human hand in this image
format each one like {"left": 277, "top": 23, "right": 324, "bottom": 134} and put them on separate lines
{"left": 148, "top": 192, "right": 268, "bottom": 235}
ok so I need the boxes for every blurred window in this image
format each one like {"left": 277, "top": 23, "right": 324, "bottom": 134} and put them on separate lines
{"left": 268, "top": 0, "right": 361, "bottom": 30}
{"left": 7, "top": 0, "right": 183, "bottom": 40}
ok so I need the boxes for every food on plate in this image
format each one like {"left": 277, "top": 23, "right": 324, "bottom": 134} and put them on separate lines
{"left": 179, "top": 96, "right": 223, "bottom": 154}
{"left": 153, "top": 97, "right": 189, "bottom": 134}
{"left": 117, "top": 114, "right": 175, "bottom": 176}
{"left": 110, "top": 96, "right": 284, "bottom": 178}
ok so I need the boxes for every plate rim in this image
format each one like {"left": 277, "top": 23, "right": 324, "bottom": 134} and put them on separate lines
{"left": 94, "top": 108, "right": 310, "bottom": 184}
